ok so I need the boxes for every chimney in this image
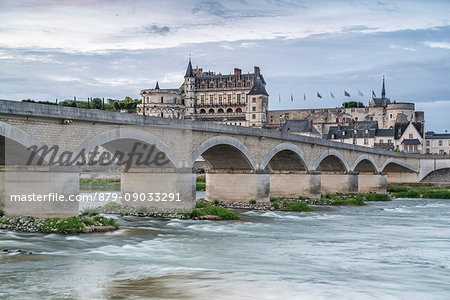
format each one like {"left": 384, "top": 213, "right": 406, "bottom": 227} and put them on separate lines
{"left": 310, "top": 120, "right": 313, "bottom": 132}
{"left": 234, "top": 68, "right": 241, "bottom": 78}
{"left": 254, "top": 66, "right": 260, "bottom": 79}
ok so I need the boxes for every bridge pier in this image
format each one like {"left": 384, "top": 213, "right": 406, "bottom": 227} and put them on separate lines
{"left": 270, "top": 172, "right": 321, "bottom": 198}
{"left": 320, "top": 172, "right": 359, "bottom": 194}
{"left": 1, "top": 167, "right": 79, "bottom": 218}
{"left": 386, "top": 172, "right": 419, "bottom": 184}
{"left": 206, "top": 171, "right": 270, "bottom": 203}
{"left": 121, "top": 168, "right": 196, "bottom": 210}
{"left": 358, "top": 173, "right": 387, "bottom": 193}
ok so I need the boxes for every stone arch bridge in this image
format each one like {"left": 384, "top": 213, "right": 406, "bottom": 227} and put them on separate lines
{"left": 1, "top": 100, "right": 449, "bottom": 217}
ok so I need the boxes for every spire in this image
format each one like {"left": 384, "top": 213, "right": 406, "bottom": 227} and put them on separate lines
{"left": 185, "top": 58, "right": 194, "bottom": 77}
{"left": 381, "top": 75, "right": 386, "bottom": 99}
{"left": 155, "top": 81, "right": 160, "bottom": 89}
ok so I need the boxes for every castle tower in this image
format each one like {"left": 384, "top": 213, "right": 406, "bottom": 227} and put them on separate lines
{"left": 246, "top": 71, "right": 269, "bottom": 127}
{"left": 381, "top": 75, "right": 386, "bottom": 100}
{"left": 183, "top": 58, "right": 196, "bottom": 116}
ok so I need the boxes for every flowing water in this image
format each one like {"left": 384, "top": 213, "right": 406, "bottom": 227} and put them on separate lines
{"left": 1, "top": 198, "right": 450, "bottom": 299}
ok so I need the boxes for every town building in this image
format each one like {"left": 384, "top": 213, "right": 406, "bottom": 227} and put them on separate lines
{"left": 425, "top": 132, "right": 450, "bottom": 155}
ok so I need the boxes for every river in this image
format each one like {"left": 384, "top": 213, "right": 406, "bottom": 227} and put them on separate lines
{"left": 1, "top": 197, "right": 450, "bottom": 299}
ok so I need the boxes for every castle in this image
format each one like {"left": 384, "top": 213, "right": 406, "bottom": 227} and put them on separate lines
{"left": 138, "top": 59, "right": 431, "bottom": 153}
{"left": 138, "top": 59, "right": 268, "bottom": 127}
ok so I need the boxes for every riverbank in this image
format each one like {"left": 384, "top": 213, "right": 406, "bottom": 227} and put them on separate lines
{"left": 0, "top": 215, "right": 119, "bottom": 234}
{"left": 388, "top": 183, "right": 450, "bottom": 199}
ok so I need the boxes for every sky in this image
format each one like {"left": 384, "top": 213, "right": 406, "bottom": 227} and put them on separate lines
{"left": 0, "top": 0, "right": 449, "bottom": 132}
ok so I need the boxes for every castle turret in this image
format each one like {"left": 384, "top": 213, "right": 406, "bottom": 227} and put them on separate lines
{"left": 183, "top": 58, "right": 195, "bottom": 117}
{"left": 246, "top": 74, "right": 269, "bottom": 127}
{"left": 381, "top": 75, "right": 386, "bottom": 99}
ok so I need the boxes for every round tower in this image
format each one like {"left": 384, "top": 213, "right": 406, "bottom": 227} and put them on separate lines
{"left": 183, "top": 58, "right": 196, "bottom": 117}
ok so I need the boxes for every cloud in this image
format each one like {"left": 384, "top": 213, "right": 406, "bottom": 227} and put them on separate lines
{"left": 424, "top": 41, "right": 450, "bottom": 49}
{"left": 143, "top": 25, "right": 171, "bottom": 35}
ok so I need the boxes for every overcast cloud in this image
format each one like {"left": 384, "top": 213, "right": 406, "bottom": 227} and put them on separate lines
{"left": 0, "top": 0, "right": 449, "bottom": 131}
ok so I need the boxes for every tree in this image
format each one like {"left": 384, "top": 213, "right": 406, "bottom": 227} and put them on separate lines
{"left": 342, "top": 101, "right": 365, "bottom": 108}
{"left": 113, "top": 101, "right": 120, "bottom": 110}
{"left": 91, "top": 97, "right": 103, "bottom": 109}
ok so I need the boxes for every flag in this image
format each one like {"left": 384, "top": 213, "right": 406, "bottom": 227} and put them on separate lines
{"left": 372, "top": 90, "right": 376, "bottom": 98}
{"left": 290, "top": 94, "right": 293, "bottom": 102}
{"left": 344, "top": 91, "right": 350, "bottom": 97}
{"left": 358, "top": 90, "right": 364, "bottom": 97}
{"left": 317, "top": 92, "right": 322, "bottom": 99}
{"left": 330, "top": 92, "right": 335, "bottom": 99}
{"left": 303, "top": 93, "right": 306, "bottom": 101}
{"left": 278, "top": 94, "right": 281, "bottom": 102}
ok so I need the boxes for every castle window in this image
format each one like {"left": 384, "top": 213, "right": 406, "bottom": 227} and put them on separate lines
{"left": 390, "top": 114, "right": 393, "bottom": 119}
{"left": 252, "top": 106, "right": 256, "bottom": 111}
{"left": 409, "top": 134, "right": 413, "bottom": 139}
{"left": 195, "top": 96, "right": 198, "bottom": 105}
{"left": 219, "top": 94, "right": 223, "bottom": 105}
{"left": 228, "top": 94, "right": 232, "bottom": 104}
{"left": 161, "top": 112, "right": 164, "bottom": 117}
{"left": 370, "top": 117, "right": 373, "bottom": 121}
{"left": 336, "top": 118, "right": 339, "bottom": 123}
{"left": 355, "top": 117, "right": 358, "bottom": 121}
{"left": 208, "top": 108, "right": 215, "bottom": 114}
{"left": 227, "top": 108, "right": 233, "bottom": 113}
{"left": 209, "top": 95, "right": 214, "bottom": 105}
{"left": 388, "top": 139, "right": 392, "bottom": 144}
{"left": 200, "top": 108, "right": 206, "bottom": 114}
{"left": 380, "top": 139, "right": 384, "bottom": 144}
{"left": 325, "top": 117, "right": 328, "bottom": 122}
{"left": 237, "top": 94, "right": 241, "bottom": 104}
{"left": 218, "top": 108, "right": 224, "bottom": 113}
{"left": 439, "top": 140, "right": 443, "bottom": 146}
{"left": 252, "top": 114, "right": 256, "bottom": 119}
{"left": 161, "top": 96, "right": 164, "bottom": 103}
{"left": 364, "top": 139, "right": 368, "bottom": 145}
{"left": 252, "top": 98, "right": 256, "bottom": 103}
{"left": 236, "top": 107, "right": 242, "bottom": 113}
{"left": 201, "top": 95, "right": 205, "bottom": 105}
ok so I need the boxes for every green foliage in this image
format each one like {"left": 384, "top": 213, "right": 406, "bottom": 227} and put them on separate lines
{"left": 91, "top": 97, "right": 103, "bottom": 109}
{"left": 103, "top": 202, "right": 122, "bottom": 211}
{"left": 190, "top": 206, "right": 239, "bottom": 220}
{"left": 80, "top": 207, "right": 100, "bottom": 217}
{"left": 249, "top": 199, "right": 257, "bottom": 205}
{"left": 213, "top": 199, "right": 219, "bottom": 205}
{"left": 284, "top": 202, "right": 315, "bottom": 212}
{"left": 113, "top": 97, "right": 141, "bottom": 110}
{"left": 298, "top": 196, "right": 306, "bottom": 200}
{"left": 22, "top": 99, "right": 58, "bottom": 105}
{"left": 196, "top": 182, "right": 206, "bottom": 191}
{"left": 270, "top": 196, "right": 280, "bottom": 202}
{"left": 80, "top": 179, "right": 121, "bottom": 191}
{"left": 342, "top": 101, "right": 365, "bottom": 108}
{"left": 40, "top": 217, "right": 86, "bottom": 234}
{"left": 196, "top": 175, "right": 206, "bottom": 182}
{"left": 0, "top": 208, "right": 4, "bottom": 217}
{"left": 421, "top": 190, "right": 450, "bottom": 199}
{"left": 332, "top": 198, "right": 365, "bottom": 206}
{"left": 272, "top": 202, "right": 280, "bottom": 209}
{"left": 195, "top": 200, "right": 210, "bottom": 208}
{"left": 81, "top": 216, "right": 97, "bottom": 226}
{"left": 362, "top": 193, "right": 391, "bottom": 201}
{"left": 93, "top": 215, "right": 119, "bottom": 228}
{"left": 387, "top": 185, "right": 408, "bottom": 193}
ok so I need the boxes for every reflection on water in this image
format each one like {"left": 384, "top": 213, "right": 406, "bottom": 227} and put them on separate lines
{"left": 1, "top": 198, "right": 450, "bottom": 299}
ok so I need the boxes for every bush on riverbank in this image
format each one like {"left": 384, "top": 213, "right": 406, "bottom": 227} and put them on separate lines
{"left": 0, "top": 208, "right": 4, "bottom": 217}
{"left": 197, "top": 175, "right": 206, "bottom": 182}
{"left": 39, "top": 215, "right": 119, "bottom": 234}
{"left": 80, "top": 179, "right": 121, "bottom": 191}
{"left": 331, "top": 198, "right": 365, "bottom": 206}
{"left": 284, "top": 202, "right": 315, "bottom": 212}
{"left": 190, "top": 200, "right": 239, "bottom": 219}
{"left": 388, "top": 184, "right": 450, "bottom": 199}
{"left": 360, "top": 193, "right": 391, "bottom": 201}
{"left": 196, "top": 182, "right": 206, "bottom": 191}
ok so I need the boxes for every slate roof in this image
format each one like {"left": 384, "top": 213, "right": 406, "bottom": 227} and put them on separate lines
{"left": 248, "top": 76, "right": 269, "bottom": 96}
{"left": 326, "top": 121, "right": 378, "bottom": 139}
{"left": 425, "top": 132, "right": 450, "bottom": 139}
{"left": 372, "top": 97, "right": 391, "bottom": 106}
{"left": 402, "top": 138, "right": 421, "bottom": 145}
{"left": 185, "top": 59, "right": 194, "bottom": 77}
{"left": 280, "top": 119, "right": 320, "bottom": 135}
{"left": 394, "top": 122, "right": 424, "bottom": 139}
{"left": 375, "top": 128, "right": 394, "bottom": 137}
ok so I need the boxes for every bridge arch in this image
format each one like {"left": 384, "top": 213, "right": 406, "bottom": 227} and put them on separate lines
{"left": 351, "top": 154, "right": 379, "bottom": 173}
{"left": 261, "top": 142, "right": 311, "bottom": 172}
{"left": 420, "top": 168, "right": 450, "bottom": 183}
{"left": 313, "top": 149, "right": 350, "bottom": 173}
{"left": 189, "top": 136, "right": 257, "bottom": 171}
{"left": 73, "top": 127, "right": 181, "bottom": 168}
{"left": 0, "top": 121, "right": 49, "bottom": 165}
{"left": 380, "top": 158, "right": 418, "bottom": 173}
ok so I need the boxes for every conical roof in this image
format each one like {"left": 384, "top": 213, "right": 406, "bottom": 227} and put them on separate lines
{"left": 248, "top": 75, "right": 268, "bottom": 96}
{"left": 185, "top": 58, "right": 194, "bottom": 77}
